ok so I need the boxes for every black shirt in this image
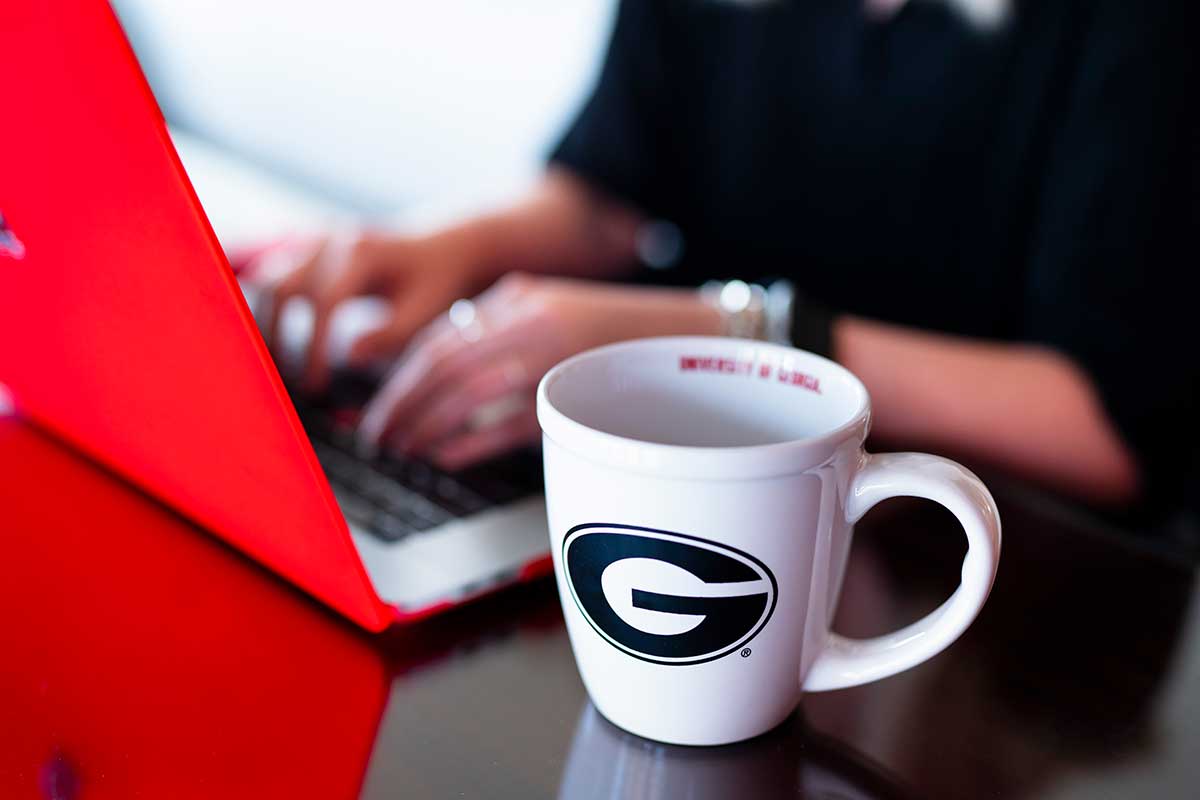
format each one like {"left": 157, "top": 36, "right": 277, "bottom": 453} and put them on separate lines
{"left": 551, "top": 0, "right": 1197, "bottom": 503}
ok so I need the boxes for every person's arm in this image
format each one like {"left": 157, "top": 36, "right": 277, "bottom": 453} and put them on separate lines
{"left": 832, "top": 315, "right": 1140, "bottom": 505}
{"left": 423, "top": 168, "right": 643, "bottom": 285}
{"left": 350, "top": 273, "right": 1139, "bottom": 505}
{"left": 825, "top": 0, "right": 1195, "bottom": 508}
{"left": 255, "top": 168, "right": 641, "bottom": 391}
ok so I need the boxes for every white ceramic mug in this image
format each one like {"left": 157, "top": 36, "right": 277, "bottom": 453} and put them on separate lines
{"left": 536, "top": 336, "right": 1001, "bottom": 746}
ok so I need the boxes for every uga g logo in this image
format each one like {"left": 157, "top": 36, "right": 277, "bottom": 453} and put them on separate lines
{"left": 563, "top": 523, "right": 777, "bottom": 666}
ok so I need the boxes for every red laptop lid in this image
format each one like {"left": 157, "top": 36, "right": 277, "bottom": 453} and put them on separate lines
{"left": 0, "top": 1, "right": 391, "bottom": 630}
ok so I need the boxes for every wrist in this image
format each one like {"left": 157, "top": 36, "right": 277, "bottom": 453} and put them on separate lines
{"left": 673, "top": 292, "right": 724, "bottom": 338}
{"left": 420, "top": 221, "right": 503, "bottom": 290}
{"left": 601, "top": 285, "right": 723, "bottom": 341}
{"left": 696, "top": 278, "right": 837, "bottom": 358}
{"left": 649, "top": 294, "right": 723, "bottom": 340}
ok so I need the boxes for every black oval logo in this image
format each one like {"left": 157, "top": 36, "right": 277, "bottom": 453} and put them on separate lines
{"left": 562, "top": 523, "right": 777, "bottom": 666}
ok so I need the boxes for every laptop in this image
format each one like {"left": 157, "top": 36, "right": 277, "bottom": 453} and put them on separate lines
{"left": 0, "top": 0, "right": 551, "bottom": 631}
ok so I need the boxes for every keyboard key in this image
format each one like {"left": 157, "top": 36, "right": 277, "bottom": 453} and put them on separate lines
{"left": 330, "top": 485, "right": 376, "bottom": 527}
{"left": 397, "top": 496, "right": 452, "bottom": 528}
{"left": 397, "top": 459, "right": 437, "bottom": 493}
{"left": 368, "top": 510, "right": 416, "bottom": 542}
{"left": 456, "top": 473, "right": 523, "bottom": 505}
{"left": 398, "top": 506, "right": 444, "bottom": 533}
{"left": 312, "top": 443, "right": 364, "bottom": 484}
{"left": 358, "top": 470, "right": 408, "bottom": 505}
{"left": 432, "top": 476, "right": 490, "bottom": 515}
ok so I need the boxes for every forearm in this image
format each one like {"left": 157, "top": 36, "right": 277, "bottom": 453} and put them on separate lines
{"left": 833, "top": 315, "right": 1141, "bottom": 505}
{"left": 428, "top": 168, "right": 643, "bottom": 284}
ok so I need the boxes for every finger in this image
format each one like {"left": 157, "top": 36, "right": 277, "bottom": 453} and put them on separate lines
{"left": 401, "top": 358, "right": 531, "bottom": 455}
{"left": 372, "top": 274, "right": 529, "bottom": 365}
{"left": 264, "top": 265, "right": 310, "bottom": 356}
{"left": 479, "top": 271, "right": 536, "bottom": 304}
{"left": 355, "top": 336, "right": 466, "bottom": 451}
{"left": 303, "top": 238, "right": 376, "bottom": 392}
{"left": 357, "top": 311, "right": 542, "bottom": 449}
{"left": 264, "top": 241, "right": 323, "bottom": 352}
{"left": 347, "top": 287, "right": 446, "bottom": 367}
{"left": 429, "top": 410, "right": 541, "bottom": 471}
{"left": 304, "top": 289, "right": 345, "bottom": 393}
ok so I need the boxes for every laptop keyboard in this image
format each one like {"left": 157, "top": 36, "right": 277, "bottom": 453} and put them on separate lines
{"left": 292, "top": 370, "right": 542, "bottom": 544}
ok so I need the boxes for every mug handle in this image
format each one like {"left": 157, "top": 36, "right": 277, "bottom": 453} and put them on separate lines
{"left": 803, "top": 452, "right": 1002, "bottom": 692}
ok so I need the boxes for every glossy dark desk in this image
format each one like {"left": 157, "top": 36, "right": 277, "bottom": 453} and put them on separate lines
{"left": 2, "top": 417, "right": 1197, "bottom": 799}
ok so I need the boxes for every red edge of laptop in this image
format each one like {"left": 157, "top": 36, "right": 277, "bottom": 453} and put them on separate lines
{"left": 0, "top": 1, "right": 553, "bottom": 631}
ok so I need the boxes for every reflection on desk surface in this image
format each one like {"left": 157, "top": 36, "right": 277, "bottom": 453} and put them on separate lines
{"left": 2, "top": 418, "right": 1198, "bottom": 799}
{"left": 0, "top": 420, "right": 387, "bottom": 800}
{"left": 558, "top": 704, "right": 912, "bottom": 800}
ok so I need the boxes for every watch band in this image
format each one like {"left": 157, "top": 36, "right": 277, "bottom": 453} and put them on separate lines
{"left": 789, "top": 292, "right": 836, "bottom": 359}
{"left": 764, "top": 279, "right": 795, "bottom": 346}
{"left": 700, "top": 279, "right": 767, "bottom": 340}
{"left": 700, "top": 278, "right": 836, "bottom": 358}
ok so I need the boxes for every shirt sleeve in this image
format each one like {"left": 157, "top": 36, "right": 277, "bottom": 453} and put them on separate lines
{"left": 548, "top": 0, "right": 668, "bottom": 212}
{"left": 1021, "top": 0, "right": 1198, "bottom": 498}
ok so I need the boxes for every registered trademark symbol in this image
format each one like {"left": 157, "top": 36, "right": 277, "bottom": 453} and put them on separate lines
{"left": 741, "top": 648, "right": 752, "bottom": 658}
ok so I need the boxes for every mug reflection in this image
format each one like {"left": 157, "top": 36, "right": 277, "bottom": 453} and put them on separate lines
{"left": 558, "top": 703, "right": 913, "bottom": 800}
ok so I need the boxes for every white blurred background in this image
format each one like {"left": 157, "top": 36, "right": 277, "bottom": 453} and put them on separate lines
{"left": 111, "top": 0, "right": 616, "bottom": 246}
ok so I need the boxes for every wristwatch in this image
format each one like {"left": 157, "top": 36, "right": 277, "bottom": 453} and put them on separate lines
{"left": 700, "top": 279, "right": 794, "bottom": 344}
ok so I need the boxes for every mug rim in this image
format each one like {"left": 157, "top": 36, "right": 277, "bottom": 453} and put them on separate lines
{"left": 536, "top": 336, "right": 872, "bottom": 480}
